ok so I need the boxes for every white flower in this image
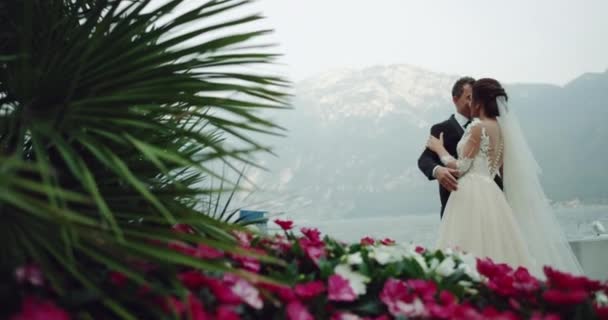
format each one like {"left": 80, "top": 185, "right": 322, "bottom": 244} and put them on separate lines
{"left": 391, "top": 297, "right": 428, "bottom": 318}
{"left": 458, "top": 262, "right": 481, "bottom": 282}
{"left": 429, "top": 258, "right": 440, "bottom": 270}
{"left": 434, "top": 256, "right": 456, "bottom": 277}
{"left": 334, "top": 264, "right": 370, "bottom": 296}
{"left": 596, "top": 291, "right": 608, "bottom": 306}
{"left": 368, "top": 245, "right": 400, "bottom": 265}
{"left": 458, "top": 280, "right": 472, "bottom": 287}
{"left": 345, "top": 252, "right": 363, "bottom": 265}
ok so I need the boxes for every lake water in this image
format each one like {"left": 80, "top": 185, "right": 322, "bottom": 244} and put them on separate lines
{"left": 292, "top": 205, "right": 608, "bottom": 248}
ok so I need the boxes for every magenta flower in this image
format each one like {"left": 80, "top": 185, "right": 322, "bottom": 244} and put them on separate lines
{"left": 295, "top": 280, "right": 326, "bottom": 300}
{"left": 171, "top": 223, "right": 196, "bottom": 234}
{"left": 286, "top": 301, "right": 314, "bottom": 320}
{"left": 11, "top": 296, "right": 70, "bottom": 320}
{"left": 108, "top": 271, "right": 128, "bottom": 287}
{"left": 380, "top": 238, "right": 395, "bottom": 246}
{"left": 360, "top": 237, "right": 375, "bottom": 246}
{"left": 328, "top": 275, "right": 357, "bottom": 302}
{"left": 299, "top": 237, "right": 327, "bottom": 266}
{"left": 274, "top": 219, "right": 295, "bottom": 231}
{"left": 224, "top": 274, "right": 263, "bottom": 310}
{"left": 301, "top": 228, "right": 322, "bottom": 243}
{"left": 194, "top": 243, "right": 224, "bottom": 259}
{"left": 216, "top": 305, "right": 241, "bottom": 320}
{"left": 187, "top": 293, "right": 211, "bottom": 320}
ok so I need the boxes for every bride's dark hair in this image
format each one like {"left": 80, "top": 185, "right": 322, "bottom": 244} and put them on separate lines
{"left": 472, "top": 78, "right": 507, "bottom": 118}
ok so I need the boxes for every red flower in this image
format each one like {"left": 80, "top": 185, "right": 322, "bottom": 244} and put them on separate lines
{"left": 512, "top": 267, "right": 540, "bottom": 294}
{"left": 530, "top": 312, "right": 561, "bottom": 320}
{"left": 195, "top": 244, "right": 224, "bottom": 259}
{"left": 168, "top": 240, "right": 197, "bottom": 256}
{"left": 328, "top": 275, "right": 357, "bottom": 302}
{"left": 543, "top": 266, "right": 602, "bottom": 291}
{"left": 286, "top": 300, "right": 314, "bottom": 320}
{"left": 204, "top": 276, "right": 242, "bottom": 304}
{"left": 161, "top": 296, "right": 185, "bottom": 316}
{"left": 415, "top": 246, "right": 426, "bottom": 254}
{"left": 11, "top": 296, "right": 70, "bottom": 320}
{"left": 108, "top": 271, "right": 128, "bottom": 287}
{"left": 187, "top": 293, "right": 211, "bottom": 320}
{"left": 594, "top": 305, "right": 608, "bottom": 319}
{"left": 216, "top": 305, "right": 240, "bottom": 320}
{"left": 259, "top": 282, "right": 297, "bottom": 302}
{"left": 406, "top": 279, "right": 437, "bottom": 302}
{"left": 542, "top": 289, "right": 589, "bottom": 305}
{"left": 137, "top": 283, "right": 152, "bottom": 296}
{"left": 171, "top": 223, "right": 196, "bottom": 234}
{"left": 381, "top": 238, "right": 396, "bottom": 246}
{"left": 299, "top": 237, "right": 327, "bottom": 266}
{"left": 295, "top": 280, "right": 326, "bottom": 299}
{"left": 15, "top": 264, "right": 44, "bottom": 287}
{"left": 301, "top": 228, "right": 322, "bottom": 243}
{"left": 230, "top": 247, "right": 263, "bottom": 272}
{"left": 274, "top": 219, "right": 294, "bottom": 231}
{"left": 360, "top": 237, "right": 375, "bottom": 246}
{"left": 178, "top": 270, "right": 209, "bottom": 290}
{"left": 477, "top": 258, "right": 513, "bottom": 278}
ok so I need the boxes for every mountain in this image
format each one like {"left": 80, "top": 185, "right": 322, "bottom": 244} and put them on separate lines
{"left": 244, "top": 65, "right": 608, "bottom": 219}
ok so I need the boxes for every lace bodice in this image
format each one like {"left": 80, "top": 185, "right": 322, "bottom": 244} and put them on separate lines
{"left": 443, "top": 118, "right": 503, "bottom": 179}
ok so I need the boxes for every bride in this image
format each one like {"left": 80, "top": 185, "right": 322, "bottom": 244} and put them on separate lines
{"left": 426, "top": 78, "right": 582, "bottom": 276}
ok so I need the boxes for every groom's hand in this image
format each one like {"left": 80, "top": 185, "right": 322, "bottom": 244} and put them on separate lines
{"left": 436, "top": 167, "right": 459, "bottom": 191}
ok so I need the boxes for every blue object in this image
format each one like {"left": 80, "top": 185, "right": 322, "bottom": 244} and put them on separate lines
{"left": 239, "top": 210, "right": 268, "bottom": 233}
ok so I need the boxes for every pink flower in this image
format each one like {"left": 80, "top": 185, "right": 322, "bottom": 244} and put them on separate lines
{"left": 232, "top": 230, "right": 253, "bottom": 247}
{"left": 286, "top": 301, "right": 314, "bottom": 320}
{"left": 295, "top": 280, "right": 326, "bottom": 299}
{"left": 331, "top": 312, "right": 362, "bottom": 320}
{"left": 301, "top": 228, "right": 322, "bottom": 243}
{"left": 230, "top": 247, "right": 263, "bottom": 272}
{"left": 168, "top": 240, "right": 197, "bottom": 256}
{"left": 328, "top": 275, "right": 357, "bottom": 302}
{"left": 195, "top": 244, "right": 224, "bottom": 259}
{"left": 542, "top": 289, "right": 589, "bottom": 305}
{"left": 11, "top": 296, "right": 70, "bottom": 320}
{"left": 205, "top": 276, "right": 242, "bottom": 304}
{"left": 224, "top": 274, "right": 263, "bottom": 309}
{"left": 299, "top": 237, "right": 327, "bottom": 266}
{"left": 274, "top": 219, "right": 294, "bottom": 231}
{"left": 15, "top": 264, "right": 44, "bottom": 287}
{"left": 415, "top": 246, "right": 426, "bottom": 254}
{"left": 360, "top": 237, "right": 375, "bottom": 246}
{"left": 381, "top": 238, "right": 395, "bottom": 246}
{"left": 108, "top": 271, "right": 128, "bottom": 287}
{"left": 216, "top": 305, "right": 240, "bottom": 320}
{"left": 380, "top": 278, "right": 428, "bottom": 318}
{"left": 406, "top": 279, "right": 437, "bottom": 302}
{"left": 172, "top": 223, "right": 196, "bottom": 234}
{"left": 187, "top": 293, "right": 211, "bottom": 320}
{"left": 259, "top": 282, "right": 297, "bottom": 302}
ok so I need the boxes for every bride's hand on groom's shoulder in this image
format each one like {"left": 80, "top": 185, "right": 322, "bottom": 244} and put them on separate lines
{"left": 426, "top": 132, "right": 444, "bottom": 153}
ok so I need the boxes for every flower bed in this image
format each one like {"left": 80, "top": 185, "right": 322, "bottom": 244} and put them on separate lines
{"left": 8, "top": 220, "right": 608, "bottom": 319}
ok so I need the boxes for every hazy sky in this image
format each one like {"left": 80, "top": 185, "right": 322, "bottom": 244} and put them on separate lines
{"left": 250, "top": 0, "right": 608, "bottom": 85}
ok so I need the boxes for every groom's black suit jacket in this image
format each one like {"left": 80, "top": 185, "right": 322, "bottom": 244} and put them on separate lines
{"left": 417, "top": 114, "right": 503, "bottom": 219}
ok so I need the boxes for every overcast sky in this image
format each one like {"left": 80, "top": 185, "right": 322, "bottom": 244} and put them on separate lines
{"left": 250, "top": 0, "right": 608, "bottom": 85}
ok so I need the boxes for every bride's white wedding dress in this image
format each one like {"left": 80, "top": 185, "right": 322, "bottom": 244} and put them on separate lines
{"left": 435, "top": 118, "right": 539, "bottom": 273}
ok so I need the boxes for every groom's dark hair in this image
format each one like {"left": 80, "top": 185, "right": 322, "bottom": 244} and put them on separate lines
{"left": 452, "top": 76, "right": 475, "bottom": 98}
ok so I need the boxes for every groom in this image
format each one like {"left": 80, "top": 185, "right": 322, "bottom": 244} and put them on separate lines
{"left": 417, "top": 77, "right": 502, "bottom": 218}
